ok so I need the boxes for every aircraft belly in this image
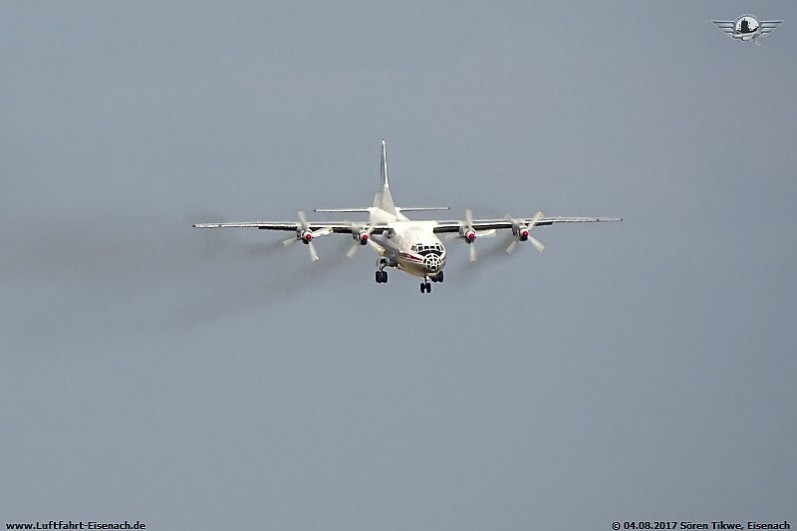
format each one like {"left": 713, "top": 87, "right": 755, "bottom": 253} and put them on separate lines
{"left": 396, "top": 255, "right": 447, "bottom": 278}
{"left": 397, "top": 259, "right": 428, "bottom": 278}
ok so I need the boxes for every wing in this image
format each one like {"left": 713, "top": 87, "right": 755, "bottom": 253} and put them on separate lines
{"left": 193, "top": 221, "right": 392, "bottom": 234}
{"left": 711, "top": 20, "right": 736, "bottom": 36}
{"left": 760, "top": 20, "right": 783, "bottom": 36}
{"left": 432, "top": 215, "right": 622, "bottom": 233}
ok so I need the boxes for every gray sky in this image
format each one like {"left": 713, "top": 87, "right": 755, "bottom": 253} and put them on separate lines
{"left": 2, "top": 1, "right": 795, "bottom": 529}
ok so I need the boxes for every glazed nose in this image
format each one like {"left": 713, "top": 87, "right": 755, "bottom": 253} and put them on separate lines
{"left": 424, "top": 255, "right": 441, "bottom": 272}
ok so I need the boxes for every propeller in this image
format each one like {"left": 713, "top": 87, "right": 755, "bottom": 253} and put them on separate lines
{"left": 506, "top": 211, "right": 545, "bottom": 254}
{"left": 345, "top": 221, "right": 376, "bottom": 259}
{"left": 445, "top": 209, "right": 496, "bottom": 262}
{"left": 282, "top": 211, "right": 332, "bottom": 262}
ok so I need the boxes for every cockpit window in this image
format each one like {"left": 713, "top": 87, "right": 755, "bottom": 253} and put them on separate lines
{"left": 412, "top": 242, "right": 444, "bottom": 256}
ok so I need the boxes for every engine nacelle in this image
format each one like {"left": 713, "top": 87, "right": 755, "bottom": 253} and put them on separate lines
{"left": 512, "top": 224, "right": 530, "bottom": 241}
{"left": 353, "top": 231, "right": 370, "bottom": 245}
{"left": 461, "top": 227, "right": 477, "bottom": 242}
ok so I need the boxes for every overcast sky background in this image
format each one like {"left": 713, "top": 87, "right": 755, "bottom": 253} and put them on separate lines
{"left": 2, "top": 1, "right": 795, "bottom": 529}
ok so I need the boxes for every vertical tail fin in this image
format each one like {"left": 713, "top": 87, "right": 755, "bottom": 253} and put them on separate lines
{"left": 380, "top": 139, "right": 389, "bottom": 189}
{"left": 373, "top": 139, "right": 397, "bottom": 213}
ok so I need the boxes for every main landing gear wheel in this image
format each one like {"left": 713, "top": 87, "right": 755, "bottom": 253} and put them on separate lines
{"left": 420, "top": 281, "right": 432, "bottom": 294}
{"left": 375, "top": 271, "right": 388, "bottom": 284}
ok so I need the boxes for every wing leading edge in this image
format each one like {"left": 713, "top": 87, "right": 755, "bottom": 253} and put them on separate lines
{"left": 192, "top": 221, "right": 393, "bottom": 234}
{"left": 193, "top": 215, "right": 621, "bottom": 233}
{"left": 432, "top": 215, "right": 622, "bottom": 233}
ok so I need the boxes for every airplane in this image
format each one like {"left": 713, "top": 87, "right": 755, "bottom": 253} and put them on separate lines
{"left": 712, "top": 15, "right": 783, "bottom": 45}
{"left": 193, "top": 141, "right": 622, "bottom": 294}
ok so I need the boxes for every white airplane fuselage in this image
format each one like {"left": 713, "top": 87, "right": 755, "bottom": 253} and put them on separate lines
{"left": 368, "top": 207, "right": 447, "bottom": 279}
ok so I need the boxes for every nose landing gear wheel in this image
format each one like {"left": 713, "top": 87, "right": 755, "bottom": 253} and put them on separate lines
{"left": 375, "top": 271, "right": 388, "bottom": 283}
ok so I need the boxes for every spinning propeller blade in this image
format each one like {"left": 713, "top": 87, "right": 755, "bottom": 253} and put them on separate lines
{"left": 282, "top": 211, "right": 330, "bottom": 261}
{"left": 455, "top": 209, "right": 493, "bottom": 263}
{"left": 307, "top": 241, "right": 319, "bottom": 262}
{"left": 506, "top": 211, "right": 545, "bottom": 254}
{"left": 344, "top": 221, "right": 375, "bottom": 259}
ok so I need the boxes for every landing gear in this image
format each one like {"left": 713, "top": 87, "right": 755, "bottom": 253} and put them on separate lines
{"left": 431, "top": 271, "right": 444, "bottom": 283}
{"left": 375, "top": 257, "right": 389, "bottom": 284}
{"left": 421, "top": 275, "right": 437, "bottom": 293}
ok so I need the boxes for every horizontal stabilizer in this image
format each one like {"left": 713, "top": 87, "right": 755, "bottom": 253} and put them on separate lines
{"left": 398, "top": 207, "right": 451, "bottom": 212}
{"left": 314, "top": 208, "right": 371, "bottom": 213}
